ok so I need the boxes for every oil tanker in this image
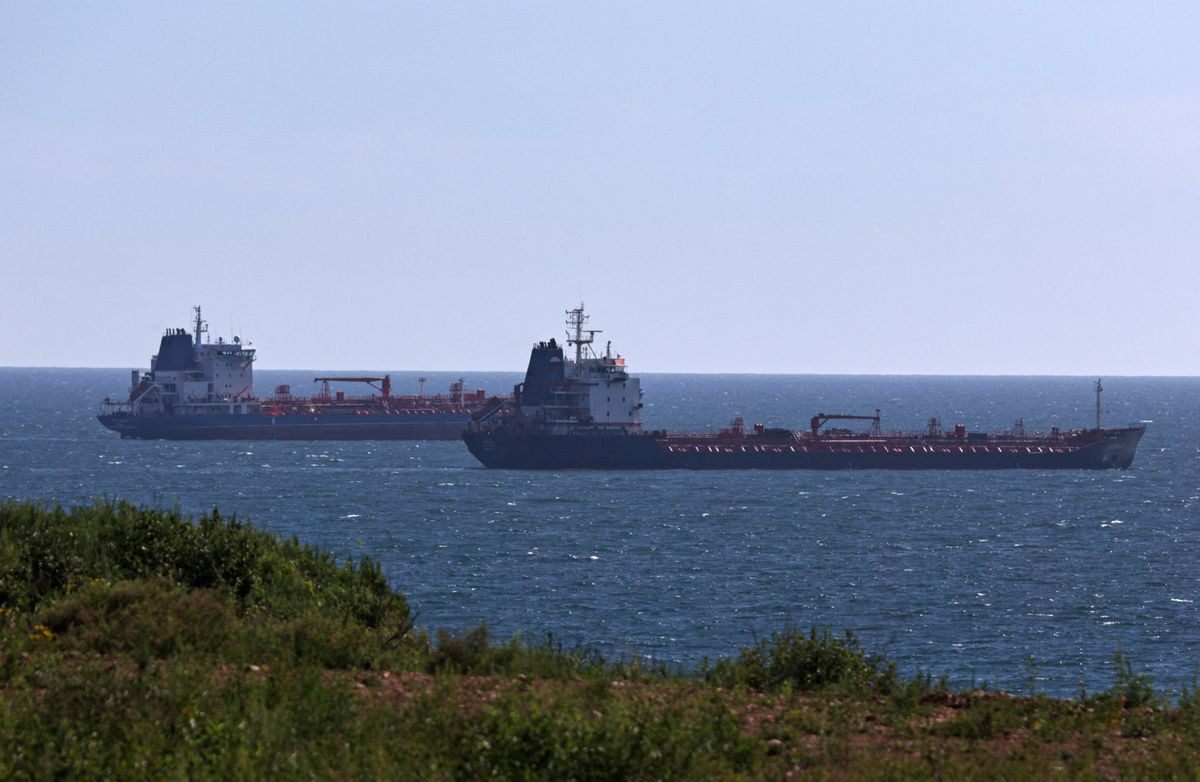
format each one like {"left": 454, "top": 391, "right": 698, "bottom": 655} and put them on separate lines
{"left": 463, "top": 306, "right": 1146, "bottom": 470}
{"left": 98, "top": 307, "right": 496, "bottom": 440}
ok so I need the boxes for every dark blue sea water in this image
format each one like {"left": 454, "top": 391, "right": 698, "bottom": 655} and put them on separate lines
{"left": 2, "top": 367, "right": 1196, "bottom": 696}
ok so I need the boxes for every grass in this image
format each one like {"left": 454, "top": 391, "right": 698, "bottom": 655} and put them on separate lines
{"left": 2, "top": 499, "right": 1199, "bottom": 780}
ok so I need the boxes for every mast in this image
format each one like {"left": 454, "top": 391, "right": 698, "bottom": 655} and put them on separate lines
{"left": 1095, "top": 378, "right": 1103, "bottom": 430}
{"left": 193, "top": 305, "right": 208, "bottom": 347}
{"left": 565, "top": 303, "right": 600, "bottom": 364}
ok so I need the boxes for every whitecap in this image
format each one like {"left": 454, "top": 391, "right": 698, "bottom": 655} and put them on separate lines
{"left": 340, "top": 514, "right": 361, "bottom": 519}
{"left": 1170, "top": 598, "right": 1193, "bottom": 604}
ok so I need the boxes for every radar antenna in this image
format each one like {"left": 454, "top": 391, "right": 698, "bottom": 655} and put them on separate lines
{"left": 1095, "top": 378, "right": 1103, "bottom": 430}
{"left": 565, "top": 303, "right": 601, "bottom": 364}
{"left": 193, "top": 306, "right": 208, "bottom": 347}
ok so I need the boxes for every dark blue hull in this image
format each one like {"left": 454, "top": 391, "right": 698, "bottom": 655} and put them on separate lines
{"left": 462, "top": 427, "right": 1145, "bottom": 470}
{"left": 99, "top": 411, "right": 472, "bottom": 440}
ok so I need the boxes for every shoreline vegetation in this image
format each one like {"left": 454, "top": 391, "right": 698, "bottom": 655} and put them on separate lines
{"left": 2, "top": 501, "right": 1197, "bottom": 779}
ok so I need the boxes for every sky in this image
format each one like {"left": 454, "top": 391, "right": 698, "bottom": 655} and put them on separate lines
{"left": 1, "top": 2, "right": 1197, "bottom": 374}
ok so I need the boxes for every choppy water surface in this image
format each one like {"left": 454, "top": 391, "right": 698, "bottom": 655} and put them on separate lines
{"left": 2, "top": 368, "right": 1197, "bottom": 696}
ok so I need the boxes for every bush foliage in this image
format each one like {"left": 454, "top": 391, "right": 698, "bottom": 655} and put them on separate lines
{"left": 0, "top": 499, "right": 408, "bottom": 626}
{"left": 701, "top": 628, "right": 905, "bottom": 695}
{"left": 0, "top": 500, "right": 1196, "bottom": 780}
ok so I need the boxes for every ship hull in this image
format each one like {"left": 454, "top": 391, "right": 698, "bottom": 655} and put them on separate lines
{"left": 463, "top": 431, "right": 668, "bottom": 469}
{"left": 462, "top": 426, "right": 1145, "bottom": 470}
{"left": 99, "top": 411, "right": 472, "bottom": 440}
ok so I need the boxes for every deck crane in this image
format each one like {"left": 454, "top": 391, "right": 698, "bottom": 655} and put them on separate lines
{"left": 810, "top": 410, "right": 882, "bottom": 437}
{"left": 313, "top": 375, "right": 392, "bottom": 400}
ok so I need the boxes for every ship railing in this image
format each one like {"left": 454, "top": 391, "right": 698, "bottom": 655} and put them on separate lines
{"left": 99, "top": 397, "right": 132, "bottom": 415}
{"left": 568, "top": 422, "right": 643, "bottom": 435}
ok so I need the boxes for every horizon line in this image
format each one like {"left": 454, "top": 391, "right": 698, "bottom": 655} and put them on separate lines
{"left": 3, "top": 364, "right": 1199, "bottom": 379}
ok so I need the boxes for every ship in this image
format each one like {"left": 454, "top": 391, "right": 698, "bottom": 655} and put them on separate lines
{"left": 462, "top": 305, "right": 1146, "bottom": 470}
{"left": 98, "top": 307, "right": 496, "bottom": 440}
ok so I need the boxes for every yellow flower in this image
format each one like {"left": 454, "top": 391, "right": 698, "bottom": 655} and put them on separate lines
{"left": 28, "top": 624, "right": 53, "bottom": 641}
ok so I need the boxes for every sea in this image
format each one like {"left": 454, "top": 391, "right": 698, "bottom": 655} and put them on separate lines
{"left": 2, "top": 367, "right": 1196, "bottom": 697}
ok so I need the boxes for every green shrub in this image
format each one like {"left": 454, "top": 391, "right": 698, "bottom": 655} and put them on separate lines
{"left": 36, "top": 579, "right": 236, "bottom": 661}
{"left": 427, "top": 624, "right": 500, "bottom": 674}
{"left": 393, "top": 687, "right": 758, "bottom": 780}
{"left": 1110, "top": 649, "right": 1158, "bottom": 709}
{"left": 701, "top": 628, "right": 900, "bottom": 695}
{"left": 267, "top": 613, "right": 383, "bottom": 670}
{"left": 0, "top": 500, "right": 410, "bottom": 634}
{"left": 0, "top": 500, "right": 423, "bottom": 674}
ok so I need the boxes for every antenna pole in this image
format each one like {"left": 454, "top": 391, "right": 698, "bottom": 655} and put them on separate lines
{"left": 193, "top": 306, "right": 208, "bottom": 347}
{"left": 565, "top": 303, "right": 600, "bottom": 364}
{"left": 1095, "top": 378, "right": 1103, "bottom": 430}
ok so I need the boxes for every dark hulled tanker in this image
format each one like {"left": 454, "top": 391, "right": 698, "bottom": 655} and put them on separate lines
{"left": 98, "top": 307, "right": 496, "bottom": 440}
{"left": 463, "top": 306, "right": 1146, "bottom": 470}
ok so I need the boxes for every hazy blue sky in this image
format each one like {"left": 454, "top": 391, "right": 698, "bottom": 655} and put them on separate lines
{"left": 2, "top": 2, "right": 1197, "bottom": 373}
